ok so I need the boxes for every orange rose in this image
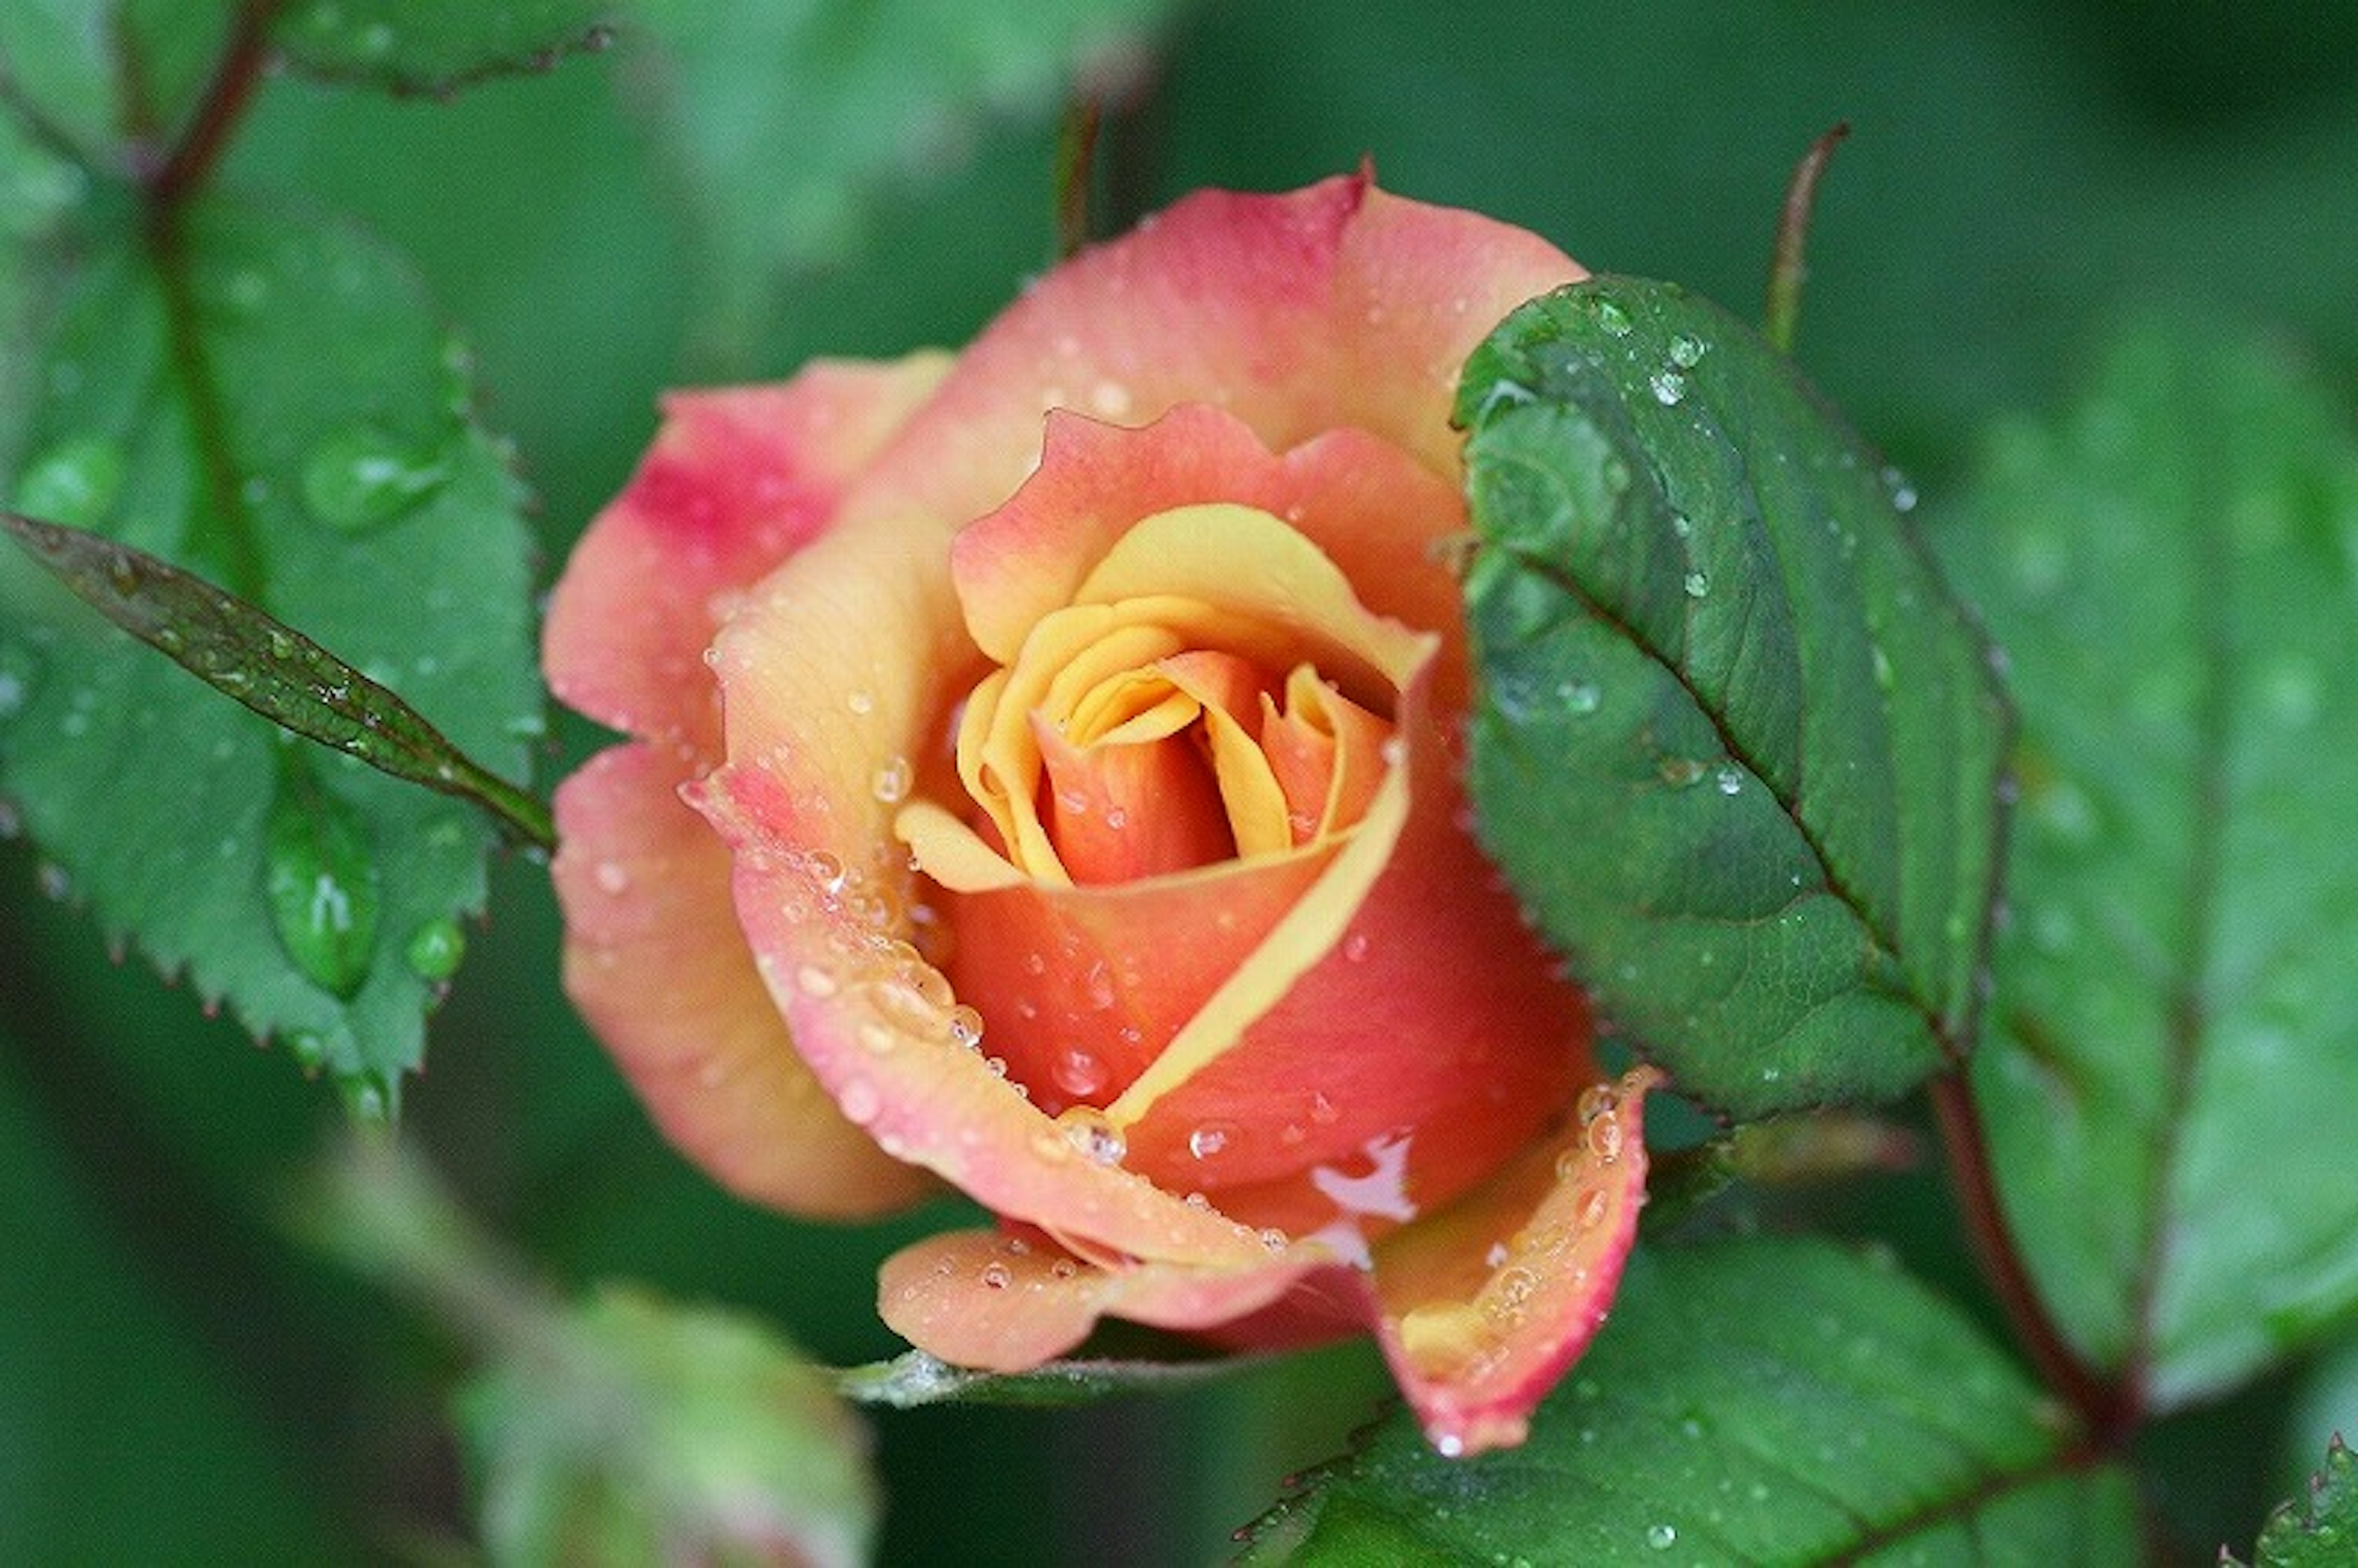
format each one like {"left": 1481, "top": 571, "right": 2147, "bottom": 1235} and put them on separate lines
{"left": 545, "top": 173, "right": 1655, "bottom": 1455}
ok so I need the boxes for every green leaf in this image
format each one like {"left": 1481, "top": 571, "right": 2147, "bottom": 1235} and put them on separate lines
{"left": 1237, "top": 1238, "right": 2138, "bottom": 1566}
{"left": 1, "top": 511, "right": 553, "bottom": 847}
{"left": 1459, "top": 278, "right": 2010, "bottom": 1119}
{"left": 628, "top": 0, "right": 1180, "bottom": 369}
{"left": 2228, "top": 1438, "right": 2358, "bottom": 1568}
{"left": 0, "top": 193, "right": 540, "bottom": 1111}
{"left": 1940, "top": 319, "right": 2358, "bottom": 1410}
{"left": 0, "top": 0, "right": 238, "bottom": 165}
{"left": 270, "top": 0, "right": 618, "bottom": 95}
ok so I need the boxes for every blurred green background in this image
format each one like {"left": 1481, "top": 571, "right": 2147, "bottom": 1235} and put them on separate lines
{"left": 5, "top": 1, "right": 2356, "bottom": 1561}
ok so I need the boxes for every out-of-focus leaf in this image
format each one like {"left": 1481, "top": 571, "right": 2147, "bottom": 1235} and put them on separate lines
{"left": 270, "top": 0, "right": 618, "bottom": 95}
{"left": 1238, "top": 1239, "right": 2137, "bottom": 1565}
{"left": 1460, "top": 277, "right": 2009, "bottom": 1119}
{"left": 1940, "top": 320, "right": 2358, "bottom": 1411}
{"left": 0, "top": 1024, "right": 333, "bottom": 1562}
{"left": 2226, "top": 1438, "right": 2358, "bottom": 1568}
{"left": 0, "top": 1, "right": 239, "bottom": 164}
{"left": 626, "top": 0, "right": 1178, "bottom": 369}
{"left": 0, "top": 193, "right": 540, "bottom": 1112}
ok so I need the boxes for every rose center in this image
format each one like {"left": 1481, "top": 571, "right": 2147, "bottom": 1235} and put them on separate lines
{"left": 946, "top": 505, "right": 1403, "bottom": 887}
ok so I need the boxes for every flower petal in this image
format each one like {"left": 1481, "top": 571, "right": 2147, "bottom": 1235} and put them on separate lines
{"left": 696, "top": 762, "right": 1285, "bottom": 1273}
{"left": 876, "top": 1227, "right": 1322, "bottom": 1372}
{"left": 1364, "top": 1066, "right": 1660, "bottom": 1457}
{"left": 545, "top": 360, "right": 948, "bottom": 755}
{"left": 1114, "top": 678, "right": 1592, "bottom": 1235}
{"left": 843, "top": 174, "right": 1584, "bottom": 551}
{"left": 550, "top": 742, "right": 932, "bottom": 1216}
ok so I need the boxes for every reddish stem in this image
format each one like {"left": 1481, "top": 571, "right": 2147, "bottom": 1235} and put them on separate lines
{"left": 1929, "top": 1069, "right": 2138, "bottom": 1451}
{"left": 147, "top": 0, "right": 278, "bottom": 209}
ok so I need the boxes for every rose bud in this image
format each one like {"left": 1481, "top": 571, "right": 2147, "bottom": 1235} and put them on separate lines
{"left": 545, "top": 173, "right": 1657, "bottom": 1456}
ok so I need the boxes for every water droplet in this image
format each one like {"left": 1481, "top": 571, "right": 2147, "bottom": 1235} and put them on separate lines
{"left": 1593, "top": 298, "right": 1633, "bottom": 337}
{"left": 839, "top": 1077, "right": 881, "bottom": 1124}
{"left": 12, "top": 436, "right": 127, "bottom": 528}
{"left": 404, "top": 918, "right": 464, "bottom": 981}
{"left": 593, "top": 860, "right": 630, "bottom": 895}
{"left": 1649, "top": 370, "right": 1687, "bottom": 406}
{"left": 1683, "top": 570, "right": 1710, "bottom": 599}
{"left": 301, "top": 425, "right": 448, "bottom": 533}
{"left": 1667, "top": 333, "right": 1708, "bottom": 369}
{"left": 0, "top": 646, "right": 38, "bottom": 721}
{"left": 1870, "top": 642, "right": 1894, "bottom": 691}
{"left": 1056, "top": 1106, "right": 1127, "bottom": 1165}
{"left": 794, "top": 963, "right": 838, "bottom": 998}
{"left": 1309, "top": 1092, "right": 1340, "bottom": 1126}
{"left": 1053, "top": 1046, "right": 1107, "bottom": 1098}
{"left": 945, "top": 1003, "right": 984, "bottom": 1049}
{"left": 1576, "top": 1189, "right": 1610, "bottom": 1228}
{"left": 1880, "top": 465, "right": 1918, "bottom": 513}
{"left": 1586, "top": 1112, "right": 1624, "bottom": 1163}
{"left": 1558, "top": 680, "right": 1601, "bottom": 715}
{"left": 871, "top": 755, "right": 912, "bottom": 802}
{"left": 338, "top": 1069, "right": 394, "bottom": 1125}
{"left": 1341, "top": 932, "right": 1371, "bottom": 963}
{"left": 286, "top": 1030, "right": 330, "bottom": 1073}
{"left": 1188, "top": 1122, "right": 1238, "bottom": 1160}
{"left": 979, "top": 1260, "right": 1013, "bottom": 1290}
{"left": 845, "top": 689, "right": 875, "bottom": 716}
{"left": 1645, "top": 1523, "right": 1678, "bottom": 1550}
{"left": 1714, "top": 765, "right": 1744, "bottom": 796}
{"left": 263, "top": 770, "right": 380, "bottom": 1000}
{"left": 1657, "top": 756, "right": 1705, "bottom": 789}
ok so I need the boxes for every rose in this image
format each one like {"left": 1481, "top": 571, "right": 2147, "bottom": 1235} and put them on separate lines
{"left": 545, "top": 173, "right": 1656, "bottom": 1456}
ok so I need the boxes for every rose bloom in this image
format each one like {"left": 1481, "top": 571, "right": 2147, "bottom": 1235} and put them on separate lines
{"left": 545, "top": 173, "right": 1655, "bottom": 1456}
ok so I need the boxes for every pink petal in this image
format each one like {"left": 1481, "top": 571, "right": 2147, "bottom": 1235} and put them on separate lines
{"left": 545, "top": 361, "right": 948, "bottom": 755}
{"left": 1364, "top": 1066, "right": 1661, "bottom": 1457}
{"left": 550, "top": 742, "right": 932, "bottom": 1216}
{"left": 841, "top": 173, "right": 1585, "bottom": 548}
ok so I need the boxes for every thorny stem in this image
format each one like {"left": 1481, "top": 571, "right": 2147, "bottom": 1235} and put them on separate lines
{"left": 1764, "top": 121, "right": 1849, "bottom": 356}
{"left": 1930, "top": 1070, "right": 2137, "bottom": 1451}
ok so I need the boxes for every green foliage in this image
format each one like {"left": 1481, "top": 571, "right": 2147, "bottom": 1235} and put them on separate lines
{"left": 271, "top": 0, "right": 619, "bottom": 95}
{"left": 1239, "top": 1239, "right": 2136, "bottom": 1565}
{"left": 2228, "top": 1438, "right": 2358, "bottom": 1568}
{"left": 0, "top": 192, "right": 539, "bottom": 1111}
{"left": 1460, "top": 276, "right": 2009, "bottom": 1119}
{"left": 628, "top": 0, "right": 1179, "bottom": 371}
{"left": 1940, "top": 321, "right": 2358, "bottom": 1410}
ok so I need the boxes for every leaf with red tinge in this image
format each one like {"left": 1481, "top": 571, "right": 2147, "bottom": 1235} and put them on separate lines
{"left": 2224, "top": 1438, "right": 2358, "bottom": 1568}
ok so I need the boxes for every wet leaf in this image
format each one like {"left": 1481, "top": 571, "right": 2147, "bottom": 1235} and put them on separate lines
{"left": 0, "top": 193, "right": 540, "bottom": 1110}
{"left": 1239, "top": 1238, "right": 2138, "bottom": 1565}
{"left": 2227, "top": 1438, "right": 2358, "bottom": 1568}
{"left": 1460, "top": 277, "right": 2009, "bottom": 1119}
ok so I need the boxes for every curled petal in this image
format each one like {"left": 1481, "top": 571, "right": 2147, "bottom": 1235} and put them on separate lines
{"left": 698, "top": 764, "right": 1283, "bottom": 1273}
{"left": 877, "top": 1228, "right": 1321, "bottom": 1372}
{"left": 550, "top": 743, "right": 930, "bottom": 1216}
{"left": 1364, "top": 1066, "right": 1660, "bottom": 1457}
